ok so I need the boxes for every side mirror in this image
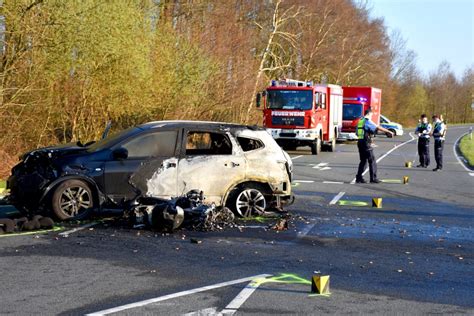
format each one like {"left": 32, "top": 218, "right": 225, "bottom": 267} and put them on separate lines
{"left": 112, "top": 147, "right": 128, "bottom": 160}
{"left": 256, "top": 93, "right": 261, "bottom": 108}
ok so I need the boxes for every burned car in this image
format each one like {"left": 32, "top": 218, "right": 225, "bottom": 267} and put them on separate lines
{"left": 7, "top": 121, "right": 293, "bottom": 220}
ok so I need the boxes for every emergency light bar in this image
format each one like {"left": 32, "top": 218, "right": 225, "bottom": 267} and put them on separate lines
{"left": 271, "top": 79, "right": 313, "bottom": 87}
{"left": 343, "top": 97, "right": 367, "bottom": 102}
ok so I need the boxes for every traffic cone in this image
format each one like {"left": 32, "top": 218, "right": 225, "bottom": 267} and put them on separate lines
{"left": 311, "top": 275, "right": 330, "bottom": 294}
{"left": 372, "top": 198, "right": 382, "bottom": 208}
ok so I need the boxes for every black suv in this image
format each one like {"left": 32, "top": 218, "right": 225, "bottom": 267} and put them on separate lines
{"left": 7, "top": 121, "right": 293, "bottom": 220}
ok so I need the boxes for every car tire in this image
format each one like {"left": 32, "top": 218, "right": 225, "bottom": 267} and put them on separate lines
{"left": 226, "top": 183, "right": 269, "bottom": 218}
{"left": 310, "top": 138, "right": 321, "bottom": 155}
{"left": 51, "top": 179, "right": 94, "bottom": 220}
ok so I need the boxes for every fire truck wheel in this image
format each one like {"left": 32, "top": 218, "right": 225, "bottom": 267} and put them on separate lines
{"left": 311, "top": 138, "right": 321, "bottom": 155}
{"left": 328, "top": 137, "right": 336, "bottom": 152}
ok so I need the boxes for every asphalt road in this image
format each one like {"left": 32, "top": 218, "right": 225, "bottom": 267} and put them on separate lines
{"left": 0, "top": 126, "right": 473, "bottom": 315}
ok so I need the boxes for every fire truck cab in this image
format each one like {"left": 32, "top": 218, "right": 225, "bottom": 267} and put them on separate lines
{"left": 257, "top": 79, "right": 343, "bottom": 155}
{"left": 338, "top": 86, "right": 382, "bottom": 141}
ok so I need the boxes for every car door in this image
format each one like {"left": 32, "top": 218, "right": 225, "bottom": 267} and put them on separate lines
{"left": 103, "top": 129, "right": 180, "bottom": 203}
{"left": 177, "top": 129, "right": 246, "bottom": 205}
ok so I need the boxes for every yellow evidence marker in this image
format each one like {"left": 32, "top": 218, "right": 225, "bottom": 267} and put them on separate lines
{"left": 403, "top": 176, "right": 409, "bottom": 184}
{"left": 405, "top": 161, "right": 412, "bottom": 168}
{"left": 311, "top": 275, "right": 330, "bottom": 295}
{"left": 372, "top": 198, "right": 382, "bottom": 208}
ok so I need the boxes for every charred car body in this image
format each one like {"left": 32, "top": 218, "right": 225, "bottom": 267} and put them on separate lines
{"left": 7, "top": 121, "right": 293, "bottom": 220}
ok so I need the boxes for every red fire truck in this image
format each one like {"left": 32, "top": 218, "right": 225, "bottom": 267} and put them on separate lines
{"left": 256, "top": 79, "right": 343, "bottom": 154}
{"left": 338, "top": 86, "right": 382, "bottom": 141}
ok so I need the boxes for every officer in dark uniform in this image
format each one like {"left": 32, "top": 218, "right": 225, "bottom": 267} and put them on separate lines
{"left": 415, "top": 114, "right": 432, "bottom": 168}
{"left": 432, "top": 115, "right": 446, "bottom": 171}
{"left": 355, "top": 108, "right": 394, "bottom": 184}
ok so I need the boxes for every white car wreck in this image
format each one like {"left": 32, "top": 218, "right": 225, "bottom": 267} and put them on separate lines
{"left": 140, "top": 121, "right": 294, "bottom": 217}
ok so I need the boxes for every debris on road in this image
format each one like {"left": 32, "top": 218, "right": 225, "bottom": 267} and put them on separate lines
{"left": 271, "top": 218, "right": 288, "bottom": 231}
{"left": 125, "top": 189, "right": 235, "bottom": 233}
{"left": 190, "top": 238, "right": 202, "bottom": 244}
{"left": 0, "top": 215, "right": 55, "bottom": 234}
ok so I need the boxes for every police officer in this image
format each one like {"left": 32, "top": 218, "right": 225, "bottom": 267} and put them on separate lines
{"left": 355, "top": 108, "right": 394, "bottom": 183}
{"left": 415, "top": 114, "right": 432, "bottom": 168}
{"left": 431, "top": 115, "right": 445, "bottom": 171}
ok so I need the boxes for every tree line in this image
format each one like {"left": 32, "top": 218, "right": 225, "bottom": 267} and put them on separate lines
{"left": 0, "top": 0, "right": 472, "bottom": 177}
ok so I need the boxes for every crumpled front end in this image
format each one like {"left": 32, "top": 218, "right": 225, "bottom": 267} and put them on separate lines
{"left": 7, "top": 150, "right": 59, "bottom": 211}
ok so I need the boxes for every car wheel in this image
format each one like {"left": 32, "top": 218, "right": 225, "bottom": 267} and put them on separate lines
{"left": 310, "top": 138, "right": 321, "bottom": 155}
{"left": 227, "top": 184, "right": 268, "bottom": 218}
{"left": 51, "top": 179, "right": 94, "bottom": 220}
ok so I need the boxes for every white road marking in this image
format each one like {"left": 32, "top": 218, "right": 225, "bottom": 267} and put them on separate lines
{"left": 469, "top": 173, "right": 474, "bottom": 177}
{"left": 452, "top": 131, "right": 473, "bottom": 173}
{"left": 313, "top": 163, "right": 331, "bottom": 170}
{"left": 329, "top": 191, "right": 345, "bottom": 205}
{"left": 291, "top": 155, "right": 303, "bottom": 160}
{"left": 323, "top": 181, "right": 344, "bottom": 184}
{"left": 183, "top": 307, "right": 218, "bottom": 315}
{"left": 297, "top": 223, "right": 316, "bottom": 238}
{"left": 87, "top": 274, "right": 271, "bottom": 316}
{"left": 350, "top": 132, "right": 416, "bottom": 184}
{"left": 292, "top": 180, "right": 314, "bottom": 183}
{"left": 58, "top": 222, "right": 100, "bottom": 237}
{"left": 220, "top": 280, "right": 263, "bottom": 315}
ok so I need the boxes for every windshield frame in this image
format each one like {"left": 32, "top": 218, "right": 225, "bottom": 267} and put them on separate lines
{"left": 87, "top": 127, "right": 141, "bottom": 152}
{"left": 267, "top": 89, "right": 313, "bottom": 111}
{"left": 380, "top": 115, "right": 390, "bottom": 124}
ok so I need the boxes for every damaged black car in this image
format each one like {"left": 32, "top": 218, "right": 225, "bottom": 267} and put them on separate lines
{"left": 7, "top": 121, "right": 293, "bottom": 220}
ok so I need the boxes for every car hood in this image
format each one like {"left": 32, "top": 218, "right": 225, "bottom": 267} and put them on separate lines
{"left": 382, "top": 122, "right": 403, "bottom": 129}
{"left": 21, "top": 142, "right": 89, "bottom": 161}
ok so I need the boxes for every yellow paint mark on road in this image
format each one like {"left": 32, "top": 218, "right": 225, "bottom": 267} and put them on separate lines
{"left": 0, "top": 226, "right": 63, "bottom": 238}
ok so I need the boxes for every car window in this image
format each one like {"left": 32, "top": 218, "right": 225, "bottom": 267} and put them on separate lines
{"left": 237, "top": 137, "right": 264, "bottom": 152}
{"left": 186, "top": 131, "right": 232, "bottom": 155}
{"left": 122, "top": 131, "right": 177, "bottom": 158}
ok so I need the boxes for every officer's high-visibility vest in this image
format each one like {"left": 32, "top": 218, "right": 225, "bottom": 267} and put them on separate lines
{"left": 356, "top": 118, "right": 366, "bottom": 140}
{"left": 433, "top": 121, "right": 445, "bottom": 139}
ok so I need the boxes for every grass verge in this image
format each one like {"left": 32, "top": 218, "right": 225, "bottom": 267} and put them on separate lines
{"left": 459, "top": 133, "right": 474, "bottom": 167}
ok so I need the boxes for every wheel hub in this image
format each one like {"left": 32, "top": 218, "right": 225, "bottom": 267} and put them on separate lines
{"left": 60, "top": 186, "right": 91, "bottom": 217}
{"left": 235, "top": 188, "right": 266, "bottom": 218}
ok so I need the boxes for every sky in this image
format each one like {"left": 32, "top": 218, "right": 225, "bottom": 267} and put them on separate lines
{"left": 369, "top": 0, "right": 473, "bottom": 78}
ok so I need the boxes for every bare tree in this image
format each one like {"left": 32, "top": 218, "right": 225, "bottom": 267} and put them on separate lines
{"left": 243, "top": 0, "right": 302, "bottom": 124}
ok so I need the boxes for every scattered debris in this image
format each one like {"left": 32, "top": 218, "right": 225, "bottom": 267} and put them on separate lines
{"left": 190, "top": 238, "right": 202, "bottom": 244}
{"left": 125, "top": 189, "right": 235, "bottom": 233}
{"left": 0, "top": 215, "right": 55, "bottom": 234}
{"left": 271, "top": 218, "right": 288, "bottom": 231}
